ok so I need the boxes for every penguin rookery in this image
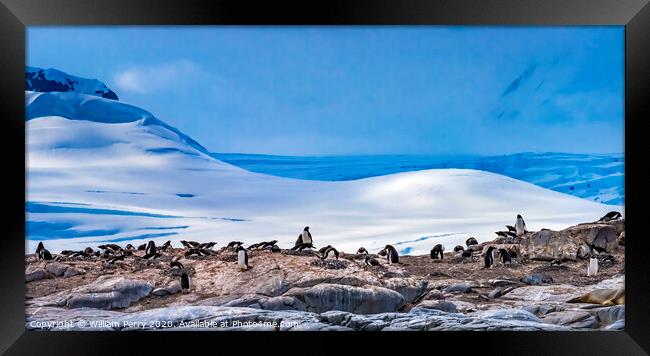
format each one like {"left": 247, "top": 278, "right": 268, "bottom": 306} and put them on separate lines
{"left": 25, "top": 26, "right": 624, "bottom": 331}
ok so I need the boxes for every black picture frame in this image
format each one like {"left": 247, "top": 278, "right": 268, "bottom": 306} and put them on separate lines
{"left": 1, "top": 0, "right": 648, "bottom": 354}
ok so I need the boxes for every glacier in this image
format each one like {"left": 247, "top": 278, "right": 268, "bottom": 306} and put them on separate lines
{"left": 25, "top": 69, "right": 623, "bottom": 256}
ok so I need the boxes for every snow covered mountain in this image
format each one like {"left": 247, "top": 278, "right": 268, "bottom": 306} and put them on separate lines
{"left": 26, "top": 69, "right": 621, "bottom": 255}
{"left": 213, "top": 152, "right": 625, "bottom": 205}
{"left": 26, "top": 66, "right": 119, "bottom": 100}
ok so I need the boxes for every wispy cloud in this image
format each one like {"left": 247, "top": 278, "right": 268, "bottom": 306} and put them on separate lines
{"left": 113, "top": 60, "right": 202, "bottom": 94}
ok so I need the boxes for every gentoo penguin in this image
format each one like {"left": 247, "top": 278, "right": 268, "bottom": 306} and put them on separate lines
{"left": 466, "top": 237, "right": 478, "bottom": 247}
{"left": 159, "top": 241, "right": 172, "bottom": 251}
{"left": 364, "top": 256, "right": 381, "bottom": 266}
{"left": 296, "top": 226, "right": 313, "bottom": 245}
{"left": 356, "top": 247, "right": 369, "bottom": 255}
{"left": 142, "top": 251, "right": 161, "bottom": 260}
{"left": 83, "top": 247, "right": 94, "bottom": 256}
{"left": 318, "top": 245, "right": 332, "bottom": 255}
{"left": 320, "top": 246, "right": 339, "bottom": 260}
{"left": 197, "top": 242, "right": 216, "bottom": 250}
{"left": 184, "top": 248, "right": 211, "bottom": 257}
{"left": 38, "top": 245, "right": 53, "bottom": 261}
{"left": 453, "top": 245, "right": 464, "bottom": 253}
{"left": 515, "top": 214, "right": 527, "bottom": 236}
{"left": 506, "top": 225, "right": 516, "bottom": 233}
{"left": 226, "top": 241, "right": 244, "bottom": 249}
{"left": 60, "top": 250, "right": 75, "bottom": 256}
{"left": 481, "top": 246, "right": 495, "bottom": 269}
{"left": 291, "top": 242, "right": 314, "bottom": 251}
{"left": 125, "top": 244, "right": 135, "bottom": 251}
{"left": 145, "top": 241, "right": 156, "bottom": 255}
{"left": 381, "top": 245, "right": 399, "bottom": 264}
{"left": 587, "top": 256, "right": 599, "bottom": 276}
{"left": 236, "top": 245, "right": 250, "bottom": 270}
{"left": 105, "top": 244, "right": 122, "bottom": 251}
{"left": 180, "top": 272, "right": 190, "bottom": 292}
{"left": 35, "top": 242, "right": 45, "bottom": 255}
{"left": 180, "top": 240, "right": 200, "bottom": 249}
{"left": 260, "top": 240, "right": 278, "bottom": 249}
{"left": 107, "top": 253, "right": 125, "bottom": 264}
{"left": 93, "top": 250, "right": 101, "bottom": 257}
{"left": 495, "top": 231, "right": 517, "bottom": 238}
{"left": 498, "top": 248, "right": 511, "bottom": 265}
{"left": 137, "top": 244, "right": 146, "bottom": 251}
{"left": 270, "top": 245, "right": 281, "bottom": 253}
{"left": 599, "top": 211, "right": 622, "bottom": 222}
{"left": 430, "top": 244, "right": 445, "bottom": 260}
{"left": 170, "top": 256, "right": 184, "bottom": 269}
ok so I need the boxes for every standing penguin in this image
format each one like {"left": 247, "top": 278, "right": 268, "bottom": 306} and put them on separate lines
{"left": 381, "top": 245, "right": 399, "bottom": 264}
{"left": 180, "top": 272, "right": 190, "bottom": 292}
{"left": 430, "top": 244, "right": 445, "bottom": 260}
{"left": 145, "top": 241, "right": 156, "bottom": 255}
{"left": 236, "top": 245, "right": 250, "bottom": 270}
{"left": 498, "top": 248, "right": 512, "bottom": 265}
{"left": 36, "top": 242, "right": 52, "bottom": 260}
{"left": 296, "top": 226, "right": 313, "bottom": 245}
{"left": 482, "top": 246, "right": 495, "bottom": 269}
{"left": 587, "top": 256, "right": 599, "bottom": 276}
{"left": 515, "top": 214, "right": 527, "bottom": 236}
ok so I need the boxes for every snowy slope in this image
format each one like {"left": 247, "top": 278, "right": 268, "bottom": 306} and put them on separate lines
{"left": 26, "top": 66, "right": 118, "bottom": 100}
{"left": 213, "top": 152, "right": 624, "bottom": 205}
{"left": 26, "top": 71, "right": 621, "bottom": 256}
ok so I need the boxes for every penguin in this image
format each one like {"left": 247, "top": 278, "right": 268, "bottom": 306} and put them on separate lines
{"left": 381, "top": 245, "right": 399, "bottom": 264}
{"left": 356, "top": 247, "right": 369, "bottom": 255}
{"left": 35, "top": 242, "right": 45, "bottom": 255}
{"left": 137, "top": 244, "right": 146, "bottom": 251}
{"left": 227, "top": 241, "right": 243, "bottom": 249}
{"left": 506, "top": 225, "right": 516, "bottom": 233}
{"left": 430, "top": 244, "right": 445, "bottom": 260}
{"left": 107, "top": 253, "right": 125, "bottom": 264}
{"left": 102, "top": 249, "right": 114, "bottom": 258}
{"left": 145, "top": 241, "right": 156, "bottom": 255}
{"left": 83, "top": 247, "right": 94, "bottom": 256}
{"left": 197, "top": 242, "right": 216, "bottom": 250}
{"left": 498, "top": 248, "right": 512, "bottom": 265}
{"left": 515, "top": 214, "right": 527, "bottom": 236}
{"left": 125, "top": 244, "right": 135, "bottom": 251}
{"left": 550, "top": 259, "right": 562, "bottom": 266}
{"left": 587, "top": 256, "right": 599, "bottom": 276}
{"left": 38, "top": 248, "right": 53, "bottom": 261}
{"left": 260, "top": 240, "right": 278, "bottom": 249}
{"left": 180, "top": 272, "right": 190, "bottom": 292}
{"left": 170, "top": 257, "right": 184, "bottom": 269}
{"left": 453, "top": 245, "right": 465, "bottom": 253}
{"left": 296, "top": 226, "right": 313, "bottom": 245}
{"left": 105, "top": 244, "right": 122, "bottom": 251}
{"left": 291, "top": 242, "right": 314, "bottom": 251}
{"left": 364, "top": 255, "right": 381, "bottom": 267}
{"left": 461, "top": 249, "right": 473, "bottom": 259}
{"left": 93, "top": 250, "right": 101, "bottom": 257}
{"left": 598, "top": 211, "right": 622, "bottom": 222}
{"left": 142, "top": 252, "right": 162, "bottom": 260}
{"left": 236, "top": 245, "right": 250, "bottom": 270}
{"left": 60, "top": 250, "right": 75, "bottom": 256}
{"left": 320, "top": 246, "right": 339, "bottom": 260}
{"left": 495, "top": 231, "right": 517, "bottom": 238}
{"left": 184, "top": 248, "right": 211, "bottom": 257}
{"left": 180, "top": 240, "right": 200, "bottom": 249}
{"left": 481, "top": 246, "right": 495, "bottom": 269}
{"left": 466, "top": 237, "right": 478, "bottom": 247}
{"left": 159, "top": 241, "right": 172, "bottom": 251}
{"left": 270, "top": 245, "right": 281, "bottom": 253}
{"left": 318, "top": 245, "right": 332, "bottom": 254}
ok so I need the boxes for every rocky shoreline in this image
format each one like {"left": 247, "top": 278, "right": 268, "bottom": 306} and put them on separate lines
{"left": 25, "top": 219, "right": 625, "bottom": 331}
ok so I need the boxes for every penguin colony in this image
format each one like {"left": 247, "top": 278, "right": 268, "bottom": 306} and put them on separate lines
{"left": 33, "top": 211, "right": 622, "bottom": 289}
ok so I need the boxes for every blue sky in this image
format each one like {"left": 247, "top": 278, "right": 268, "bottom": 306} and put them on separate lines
{"left": 27, "top": 26, "right": 624, "bottom": 155}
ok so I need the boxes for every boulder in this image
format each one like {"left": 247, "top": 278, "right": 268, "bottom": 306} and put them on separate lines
{"left": 521, "top": 274, "right": 553, "bottom": 285}
{"left": 521, "top": 221, "right": 624, "bottom": 261}
{"left": 65, "top": 276, "right": 154, "bottom": 309}
{"left": 380, "top": 278, "right": 428, "bottom": 304}
{"left": 595, "top": 305, "right": 625, "bottom": 326}
{"left": 444, "top": 283, "right": 472, "bottom": 293}
{"left": 287, "top": 283, "right": 405, "bottom": 314}
{"left": 542, "top": 311, "right": 599, "bottom": 329}
{"left": 415, "top": 300, "right": 458, "bottom": 313}
{"left": 25, "top": 267, "right": 50, "bottom": 282}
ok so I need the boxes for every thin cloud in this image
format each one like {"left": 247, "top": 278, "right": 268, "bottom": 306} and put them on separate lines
{"left": 113, "top": 60, "right": 202, "bottom": 94}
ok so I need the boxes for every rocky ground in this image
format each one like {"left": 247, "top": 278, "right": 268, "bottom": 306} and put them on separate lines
{"left": 25, "top": 219, "right": 625, "bottom": 331}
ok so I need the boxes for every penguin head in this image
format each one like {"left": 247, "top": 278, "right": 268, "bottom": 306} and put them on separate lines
{"left": 517, "top": 214, "right": 522, "bottom": 218}
{"left": 304, "top": 226, "right": 309, "bottom": 231}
